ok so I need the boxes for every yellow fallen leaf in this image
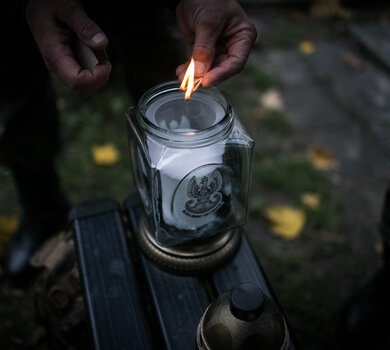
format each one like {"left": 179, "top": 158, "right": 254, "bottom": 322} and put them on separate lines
{"left": 259, "top": 89, "right": 284, "bottom": 112}
{"left": 0, "top": 215, "right": 19, "bottom": 257}
{"left": 301, "top": 192, "right": 320, "bottom": 210}
{"left": 307, "top": 146, "right": 339, "bottom": 171}
{"left": 299, "top": 40, "right": 316, "bottom": 55}
{"left": 264, "top": 205, "right": 305, "bottom": 240}
{"left": 341, "top": 51, "right": 363, "bottom": 71}
{"left": 92, "top": 143, "right": 120, "bottom": 165}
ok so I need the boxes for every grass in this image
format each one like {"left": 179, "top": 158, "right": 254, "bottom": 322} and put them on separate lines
{"left": 0, "top": 77, "right": 137, "bottom": 349}
{"left": 54, "top": 77, "right": 135, "bottom": 206}
{"left": 258, "top": 8, "right": 349, "bottom": 49}
{"left": 258, "top": 110, "right": 294, "bottom": 137}
{"left": 254, "top": 154, "right": 329, "bottom": 195}
{"left": 0, "top": 284, "right": 37, "bottom": 349}
{"left": 243, "top": 65, "right": 281, "bottom": 91}
{"left": 253, "top": 151, "right": 337, "bottom": 232}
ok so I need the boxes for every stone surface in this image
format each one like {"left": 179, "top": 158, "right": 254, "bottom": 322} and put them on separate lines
{"left": 253, "top": 43, "right": 390, "bottom": 216}
{"left": 349, "top": 23, "right": 390, "bottom": 72}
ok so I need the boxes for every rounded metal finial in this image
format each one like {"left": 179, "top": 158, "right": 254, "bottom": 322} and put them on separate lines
{"left": 197, "top": 283, "right": 290, "bottom": 350}
{"left": 230, "top": 283, "right": 265, "bottom": 321}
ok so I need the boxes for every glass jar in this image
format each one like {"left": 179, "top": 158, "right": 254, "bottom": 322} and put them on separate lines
{"left": 126, "top": 81, "right": 254, "bottom": 246}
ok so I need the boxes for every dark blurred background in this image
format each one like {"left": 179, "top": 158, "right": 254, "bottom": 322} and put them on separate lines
{"left": 1, "top": 0, "right": 390, "bottom": 349}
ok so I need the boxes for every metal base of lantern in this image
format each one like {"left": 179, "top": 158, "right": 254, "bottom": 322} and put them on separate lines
{"left": 137, "top": 215, "right": 241, "bottom": 274}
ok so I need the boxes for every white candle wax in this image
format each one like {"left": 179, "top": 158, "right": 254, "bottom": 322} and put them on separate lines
{"left": 144, "top": 92, "right": 229, "bottom": 233}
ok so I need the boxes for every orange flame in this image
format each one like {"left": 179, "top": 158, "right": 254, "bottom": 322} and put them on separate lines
{"left": 180, "top": 58, "right": 201, "bottom": 101}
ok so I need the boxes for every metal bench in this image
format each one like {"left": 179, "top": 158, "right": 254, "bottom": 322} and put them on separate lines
{"left": 69, "top": 193, "right": 297, "bottom": 350}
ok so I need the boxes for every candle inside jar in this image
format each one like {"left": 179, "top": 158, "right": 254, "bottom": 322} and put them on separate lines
{"left": 145, "top": 91, "right": 225, "bottom": 132}
{"left": 144, "top": 91, "right": 230, "bottom": 236}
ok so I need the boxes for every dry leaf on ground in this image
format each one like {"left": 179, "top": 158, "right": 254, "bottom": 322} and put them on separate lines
{"left": 341, "top": 51, "right": 363, "bottom": 71}
{"left": 91, "top": 143, "right": 120, "bottom": 165}
{"left": 299, "top": 40, "right": 316, "bottom": 55}
{"left": 259, "top": 89, "right": 284, "bottom": 112}
{"left": 301, "top": 192, "right": 320, "bottom": 210}
{"left": 307, "top": 146, "right": 339, "bottom": 171}
{"left": 0, "top": 215, "right": 19, "bottom": 257}
{"left": 264, "top": 205, "right": 306, "bottom": 240}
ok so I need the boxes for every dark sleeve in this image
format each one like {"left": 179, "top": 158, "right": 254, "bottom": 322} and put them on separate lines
{"left": 6, "top": 0, "right": 30, "bottom": 26}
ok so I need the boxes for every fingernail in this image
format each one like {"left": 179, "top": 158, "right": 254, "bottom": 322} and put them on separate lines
{"left": 194, "top": 60, "right": 207, "bottom": 77}
{"left": 92, "top": 33, "right": 106, "bottom": 45}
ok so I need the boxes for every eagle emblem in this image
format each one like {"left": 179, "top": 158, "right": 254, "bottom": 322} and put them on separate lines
{"left": 183, "top": 170, "right": 224, "bottom": 217}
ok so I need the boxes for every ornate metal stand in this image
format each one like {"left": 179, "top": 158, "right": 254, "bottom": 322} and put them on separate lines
{"left": 137, "top": 215, "right": 242, "bottom": 274}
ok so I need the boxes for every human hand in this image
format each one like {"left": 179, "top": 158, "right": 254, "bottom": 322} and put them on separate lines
{"left": 25, "top": 0, "right": 111, "bottom": 95}
{"left": 175, "top": 0, "right": 257, "bottom": 87}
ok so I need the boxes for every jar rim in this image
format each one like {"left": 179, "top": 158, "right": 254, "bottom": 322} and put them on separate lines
{"left": 137, "top": 81, "right": 233, "bottom": 145}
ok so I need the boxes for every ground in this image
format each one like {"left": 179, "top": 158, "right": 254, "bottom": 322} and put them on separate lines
{"left": 1, "top": 2, "right": 390, "bottom": 349}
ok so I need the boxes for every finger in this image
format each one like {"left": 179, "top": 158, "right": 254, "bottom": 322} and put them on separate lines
{"left": 176, "top": 63, "right": 188, "bottom": 82}
{"left": 60, "top": 1, "right": 109, "bottom": 50}
{"left": 76, "top": 63, "right": 112, "bottom": 95}
{"left": 73, "top": 39, "right": 110, "bottom": 70}
{"left": 75, "top": 63, "right": 111, "bottom": 96}
{"left": 202, "top": 55, "right": 244, "bottom": 87}
{"left": 215, "top": 42, "right": 228, "bottom": 57}
{"left": 47, "top": 44, "right": 111, "bottom": 94}
{"left": 175, "top": 59, "right": 206, "bottom": 83}
{"left": 73, "top": 39, "right": 99, "bottom": 69}
{"left": 202, "top": 32, "right": 255, "bottom": 86}
{"left": 208, "top": 44, "right": 228, "bottom": 70}
{"left": 176, "top": 44, "right": 228, "bottom": 83}
{"left": 72, "top": 62, "right": 112, "bottom": 95}
{"left": 191, "top": 24, "right": 221, "bottom": 76}
{"left": 213, "top": 53, "right": 229, "bottom": 67}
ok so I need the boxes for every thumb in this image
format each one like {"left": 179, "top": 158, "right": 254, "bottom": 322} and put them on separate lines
{"left": 62, "top": 4, "right": 108, "bottom": 50}
{"left": 191, "top": 28, "right": 218, "bottom": 77}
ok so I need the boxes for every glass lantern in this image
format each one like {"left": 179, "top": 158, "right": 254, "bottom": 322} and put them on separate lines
{"left": 126, "top": 81, "right": 254, "bottom": 246}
